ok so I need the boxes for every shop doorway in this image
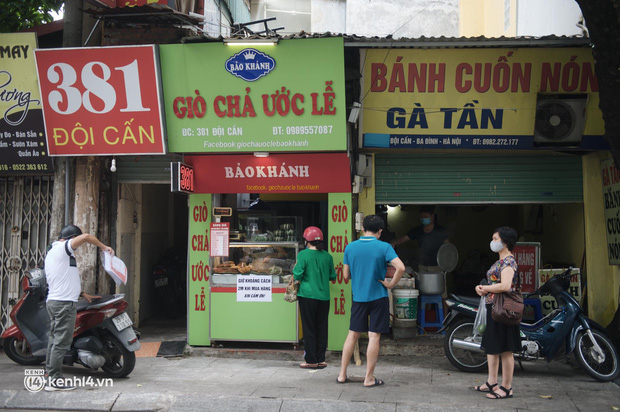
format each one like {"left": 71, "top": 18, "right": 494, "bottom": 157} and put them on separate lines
{"left": 384, "top": 203, "right": 585, "bottom": 297}
{"left": 116, "top": 183, "right": 188, "bottom": 330}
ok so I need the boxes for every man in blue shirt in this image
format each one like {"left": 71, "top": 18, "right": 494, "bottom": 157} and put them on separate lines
{"left": 337, "top": 215, "right": 405, "bottom": 387}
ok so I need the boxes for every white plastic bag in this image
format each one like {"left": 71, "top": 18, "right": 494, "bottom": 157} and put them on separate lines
{"left": 473, "top": 296, "right": 487, "bottom": 337}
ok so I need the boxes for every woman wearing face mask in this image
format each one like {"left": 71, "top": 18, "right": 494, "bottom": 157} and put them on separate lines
{"left": 294, "top": 226, "right": 336, "bottom": 369}
{"left": 473, "top": 227, "right": 519, "bottom": 400}
{"left": 392, "top": 205, "right": 449, "bottom": 274}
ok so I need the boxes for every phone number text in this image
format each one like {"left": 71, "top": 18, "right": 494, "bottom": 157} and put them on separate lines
{"left": 273, "top": 125, "right": 333, "bottom": 136}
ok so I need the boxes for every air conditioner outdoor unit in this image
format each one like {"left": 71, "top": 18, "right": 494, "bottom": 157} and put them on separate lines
{"left": 533, "top": 97, "right": 587, "bottom": 146}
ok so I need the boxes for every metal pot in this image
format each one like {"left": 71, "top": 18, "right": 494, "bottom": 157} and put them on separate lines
{"left": 414, "top": 272, "right": 445, "bottom": 295}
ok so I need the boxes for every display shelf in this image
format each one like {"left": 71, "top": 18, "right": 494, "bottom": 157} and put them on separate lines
{"left": 209, "top": 241, "right": 299, "bottom": 343}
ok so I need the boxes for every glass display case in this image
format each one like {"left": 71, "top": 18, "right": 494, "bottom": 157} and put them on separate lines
{"left": 237, "top": 215, "right": 302, "bottom": 243}
{"left": 211, "top": 242, "right": 299, "bottom": 285}
{"left": 209, "top": 241, "right": 300, "bottom": 344}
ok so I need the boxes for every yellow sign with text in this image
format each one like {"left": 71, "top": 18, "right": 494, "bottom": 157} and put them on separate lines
{"left": 362, "top": 48, "right": 604, "bottom": 150}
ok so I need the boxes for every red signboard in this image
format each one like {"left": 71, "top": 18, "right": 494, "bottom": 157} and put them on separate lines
{"left": 513, "top": 242, "right": 540, "bottom": 293}
{"left": 185, "top": 153, "right": 351, "bottom": 194}
{"left": 171, "top": 162, "right": 194, "bottom": 193}
{"left": 34, "top": 45, "right": 166, "bottom": 156}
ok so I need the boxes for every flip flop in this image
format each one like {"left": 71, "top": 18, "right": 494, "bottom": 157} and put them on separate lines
{"left": 317, "top": 362, "right": 327, "bottom": 369}
{"left": 336, "top": 377, "right": 349, "bottom": 384}
{"left": 473, "top": 381, "right": 497, "bottom": 392}
{"left": 299, "top": 363, "right": 319, "bottom": 369}
{"left": 364, "top": 377, "right": 385, "bottom": 388}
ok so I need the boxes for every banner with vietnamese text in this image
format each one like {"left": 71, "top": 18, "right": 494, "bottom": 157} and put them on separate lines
{"left": 185, "top": 153, "right": 351, "bottom": 194}
{"left": 160, "top": 38, "right": 346, "bottom": 153}
{"left": 0, "top": 33, "right": 53, "bottom": 175}
{"left": 362, "top": 48, "right": 605, "bottom": 150}
{"left": 328, "top": 193, "right": 352, "bottom": 351}
{"left": 35, "top": 45, "right": 166, "bottom": 156}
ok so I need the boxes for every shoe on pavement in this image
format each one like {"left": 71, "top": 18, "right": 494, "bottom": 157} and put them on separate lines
{"left": 45, "top": 381, "right": 76, "bottom": 392}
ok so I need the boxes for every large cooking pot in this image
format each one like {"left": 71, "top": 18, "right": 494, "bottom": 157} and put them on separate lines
{"left": 415, "top": 272, "right": 445, "bottom": 295}
{"left": 414, "top": 243, "right": 459, "bottom": 295}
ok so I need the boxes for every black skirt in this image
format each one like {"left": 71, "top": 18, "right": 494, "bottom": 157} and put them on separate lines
{"left": 481, "top": 303, "right": 521, "bottom": 355}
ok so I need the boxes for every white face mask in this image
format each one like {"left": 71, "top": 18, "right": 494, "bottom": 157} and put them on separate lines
{"left": 490, "top": 240, "right": 504, "bottom": 253}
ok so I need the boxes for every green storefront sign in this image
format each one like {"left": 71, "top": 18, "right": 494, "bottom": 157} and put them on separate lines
{"left": 328, "top": 193, "right": 353, "bottom": 350}
{"left": 188, "top": 194, "right": 212, "bottom": 346}
{"left": 160, "top": 37, "right": 346, "bottom": 153}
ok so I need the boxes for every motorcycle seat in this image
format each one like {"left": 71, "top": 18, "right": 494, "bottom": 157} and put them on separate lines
{"left": 449, "top": 294, "right": 481, "bottom": 307}
{"left": 520, "top": 308, "right": 563, "bottom": 330}
{"left": 76, "top": 294, "right": 118, "bottom": 312}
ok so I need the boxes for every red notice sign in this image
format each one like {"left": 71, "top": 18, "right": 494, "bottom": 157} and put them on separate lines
{"left": 35, "top": 45, "right": 165, "bottom": 156}
{"left": 185, "top": 153, "right": 351, "bottom": 194}
{"left": 513, "top": 243, "right": 540, "bottom": 293}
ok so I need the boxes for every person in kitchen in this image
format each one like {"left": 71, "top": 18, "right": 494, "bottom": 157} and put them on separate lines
{"left": 392, "top": 205, "right": 449, "bottom": 274}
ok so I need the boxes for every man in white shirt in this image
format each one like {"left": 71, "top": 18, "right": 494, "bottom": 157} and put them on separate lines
{"left": 44, "top": 224, "right": 113, "bottom": 391}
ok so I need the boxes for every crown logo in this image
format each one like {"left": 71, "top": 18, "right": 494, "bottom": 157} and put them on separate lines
{"left": 243, "top": 51, "right": 256, "bottom": 60}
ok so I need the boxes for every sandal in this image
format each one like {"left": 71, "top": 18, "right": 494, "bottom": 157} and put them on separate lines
{"left": 473, "top": 381, "right": 497, "bottom": 392}
{"left": 299, "top": 363, "right": 319, "bottom": 369}
{"left": 364, "top": 377, "right": 385, "bottom": 388}
{"left": 486, "top": 386, "right": 513, "bottom": 399}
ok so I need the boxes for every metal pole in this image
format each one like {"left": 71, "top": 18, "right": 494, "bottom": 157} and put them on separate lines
{"left": 65, "top": 158, "right": 70, "bottom": 225}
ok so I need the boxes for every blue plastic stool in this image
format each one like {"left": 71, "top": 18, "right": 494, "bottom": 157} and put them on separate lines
{"left": 418, "top": 294, "right": 445, "bottom": 334}
{"left": 523, "top": 298, "right": 543, "bottom": 322}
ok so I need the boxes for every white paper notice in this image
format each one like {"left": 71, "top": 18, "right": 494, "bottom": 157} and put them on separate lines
{"left": 237, "top": 275, "right": 272, "bottom": 302}
{"left": 100, "top": 251, "right": 128, "bottom": 285}
{"left": 210, "top": 222, "right": 229, "bottom": 257}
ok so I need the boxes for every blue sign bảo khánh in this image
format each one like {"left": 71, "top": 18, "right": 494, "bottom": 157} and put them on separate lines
{"left": 225, "top": 48, "right": 276, "bottom": 82}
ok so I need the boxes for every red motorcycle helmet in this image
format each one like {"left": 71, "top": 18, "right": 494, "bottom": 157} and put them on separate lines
{"left": 303, "top": 226, "right": 323, "bottom": 241}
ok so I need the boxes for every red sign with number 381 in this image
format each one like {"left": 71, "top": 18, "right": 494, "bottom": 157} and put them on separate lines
{"left": 35, "top": 45, "right": 165, "bottom": 156}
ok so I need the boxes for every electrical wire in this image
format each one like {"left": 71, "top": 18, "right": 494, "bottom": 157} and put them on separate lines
{"left": 358, "top": 1, "right": 445, "bottom": 106}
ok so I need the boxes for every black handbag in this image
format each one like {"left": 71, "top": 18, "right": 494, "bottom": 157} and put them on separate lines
{"left": 491, "top": 268, "right": 524, "bottom": 326}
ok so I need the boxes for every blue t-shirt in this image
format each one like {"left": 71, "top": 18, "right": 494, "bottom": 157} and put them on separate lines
{"left": 343, "top": 236, "right": 398, "bottom": 302}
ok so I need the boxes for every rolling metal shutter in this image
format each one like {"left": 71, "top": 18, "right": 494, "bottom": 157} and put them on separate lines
{"left": 375, "top": 154, "right": 583, "bottom": 204}
{"left": 116, "top": 154, "right": 182, "bottom": 183}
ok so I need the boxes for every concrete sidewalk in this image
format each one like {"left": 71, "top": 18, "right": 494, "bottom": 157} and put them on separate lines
{"left": 1, "top": 336, "right": 619, "bottom": 412}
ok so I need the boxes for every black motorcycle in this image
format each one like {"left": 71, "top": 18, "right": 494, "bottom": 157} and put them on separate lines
{"left": 152, "top": 247, "right": 186, "bottom": 317}
{"left": 440, "top": 267, "right": 620, "bottom": 382}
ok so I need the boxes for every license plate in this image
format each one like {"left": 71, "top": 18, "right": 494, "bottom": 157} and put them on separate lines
{"left": 112, "top": 313, "right": 132, "bottom": 331}
{"left": 155, "top": 277, "right": 168, "bottom": 287}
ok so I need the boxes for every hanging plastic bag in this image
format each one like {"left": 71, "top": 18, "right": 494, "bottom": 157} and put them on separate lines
{"left": 473, "top": 296, "right": 487, "bottom": 337}
{"left": 284, "top": 278, "right": 300, "bottom": 303}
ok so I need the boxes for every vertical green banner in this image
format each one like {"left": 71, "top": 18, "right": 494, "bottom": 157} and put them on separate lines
{"left": 188, "top": 194, "right": 212, "bottom": 346}
{"left": 327, "top": 193, "right": 353, "bottom": 351}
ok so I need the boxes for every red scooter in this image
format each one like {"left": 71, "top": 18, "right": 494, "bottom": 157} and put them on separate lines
{"left": 1, "top": 267, "right": 140, "bottom": 378}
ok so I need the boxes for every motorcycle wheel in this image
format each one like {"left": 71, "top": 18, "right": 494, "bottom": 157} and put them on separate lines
{"left": 3, "top": 337, "right": 43, "bottom": 365}
{"left": 101, "top": 334, "right": 136, "bottom": 378}
{"left": 444, "top": 319, "right": 487, "bottom": 373}
{"left": 574, "top": 329, "right": 620, "bottom": 382}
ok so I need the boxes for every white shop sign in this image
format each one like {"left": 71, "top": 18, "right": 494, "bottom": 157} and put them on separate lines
{"left": 539, "top": 268, "right": 581, "bottom": 316}
{"left": 237, "top": 275, "right": 272, "bottom": 302}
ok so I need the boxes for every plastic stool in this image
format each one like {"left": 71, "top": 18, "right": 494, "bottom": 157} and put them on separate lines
{"left": 418, "top": 294, "right": 445, "bottom": 334}
{"left": 524, "top": 298, "right": 543, "bottom": 322}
